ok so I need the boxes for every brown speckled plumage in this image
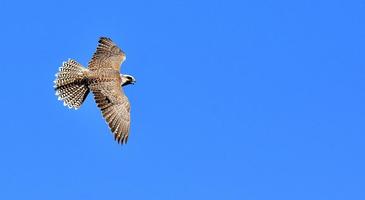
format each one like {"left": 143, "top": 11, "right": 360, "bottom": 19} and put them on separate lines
{"left": 54, "top": 37, "right": 135, "bottom": 144}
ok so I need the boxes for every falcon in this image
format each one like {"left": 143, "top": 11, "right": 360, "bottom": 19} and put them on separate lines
{"left": 54, "top": 37, "right": 136, "bottom": 144}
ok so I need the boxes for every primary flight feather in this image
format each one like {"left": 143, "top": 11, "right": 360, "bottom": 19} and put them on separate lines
{"left": 54, "top": 37, "right": 136, "bottom": 144}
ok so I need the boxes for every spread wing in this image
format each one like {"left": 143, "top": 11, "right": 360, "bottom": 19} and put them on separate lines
{"left": 88, "top": 37, "right": 126, "bottom": 71}
{"left": 89, "top": 81, "right": 131, "bottom": 144}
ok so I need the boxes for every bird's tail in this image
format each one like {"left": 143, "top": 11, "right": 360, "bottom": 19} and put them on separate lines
{"left": 54, "top": 59, "right": 90, "bottom": 109}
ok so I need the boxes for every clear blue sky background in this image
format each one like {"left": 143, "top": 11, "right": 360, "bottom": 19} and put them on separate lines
{"left": 0, "top": 0, "right": 364, "bottom": 199}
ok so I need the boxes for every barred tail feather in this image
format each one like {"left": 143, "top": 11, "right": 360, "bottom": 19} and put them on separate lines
{"left": 54, "top": 59, "right": 90, "bottom": 109}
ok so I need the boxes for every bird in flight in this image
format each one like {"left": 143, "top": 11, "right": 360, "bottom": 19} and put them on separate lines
{"left": 54, "top": 37, "right": 136, "bottom": 144}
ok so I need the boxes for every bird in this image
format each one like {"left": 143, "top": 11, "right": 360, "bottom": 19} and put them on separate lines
{"left": 54, "top": 37, "right": 136, "bottom": 144}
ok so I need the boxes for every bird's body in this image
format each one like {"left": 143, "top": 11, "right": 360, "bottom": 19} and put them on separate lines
{"left": 54, "top": 37, "right": 135, "bottom": 144}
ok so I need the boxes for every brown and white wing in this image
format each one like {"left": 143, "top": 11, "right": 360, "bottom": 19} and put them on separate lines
{"left": 90, "top": 81, "right": 131, "bottom": 144}
{"left": 88, "top": 37, "right": 126, "bottom": 71}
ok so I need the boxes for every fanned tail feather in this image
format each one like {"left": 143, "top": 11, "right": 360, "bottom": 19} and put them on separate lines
{"left": 54, "top": 59, "right": 90, "bottom": 109}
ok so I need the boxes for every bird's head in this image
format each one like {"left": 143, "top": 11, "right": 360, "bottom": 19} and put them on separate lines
{"left": 121, "top": 74, "right": 136, "bottom": 86}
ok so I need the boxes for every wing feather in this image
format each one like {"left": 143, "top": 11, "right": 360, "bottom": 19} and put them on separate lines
{"left": 90, "top": 81, "right": 131, "bottom": 144}
{"left": 88, "top": 37, "right": 126, "bottom": 71}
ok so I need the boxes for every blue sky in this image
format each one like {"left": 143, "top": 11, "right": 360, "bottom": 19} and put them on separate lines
{"left": 0, "top": 0, "right": 364, "bottom": 199}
